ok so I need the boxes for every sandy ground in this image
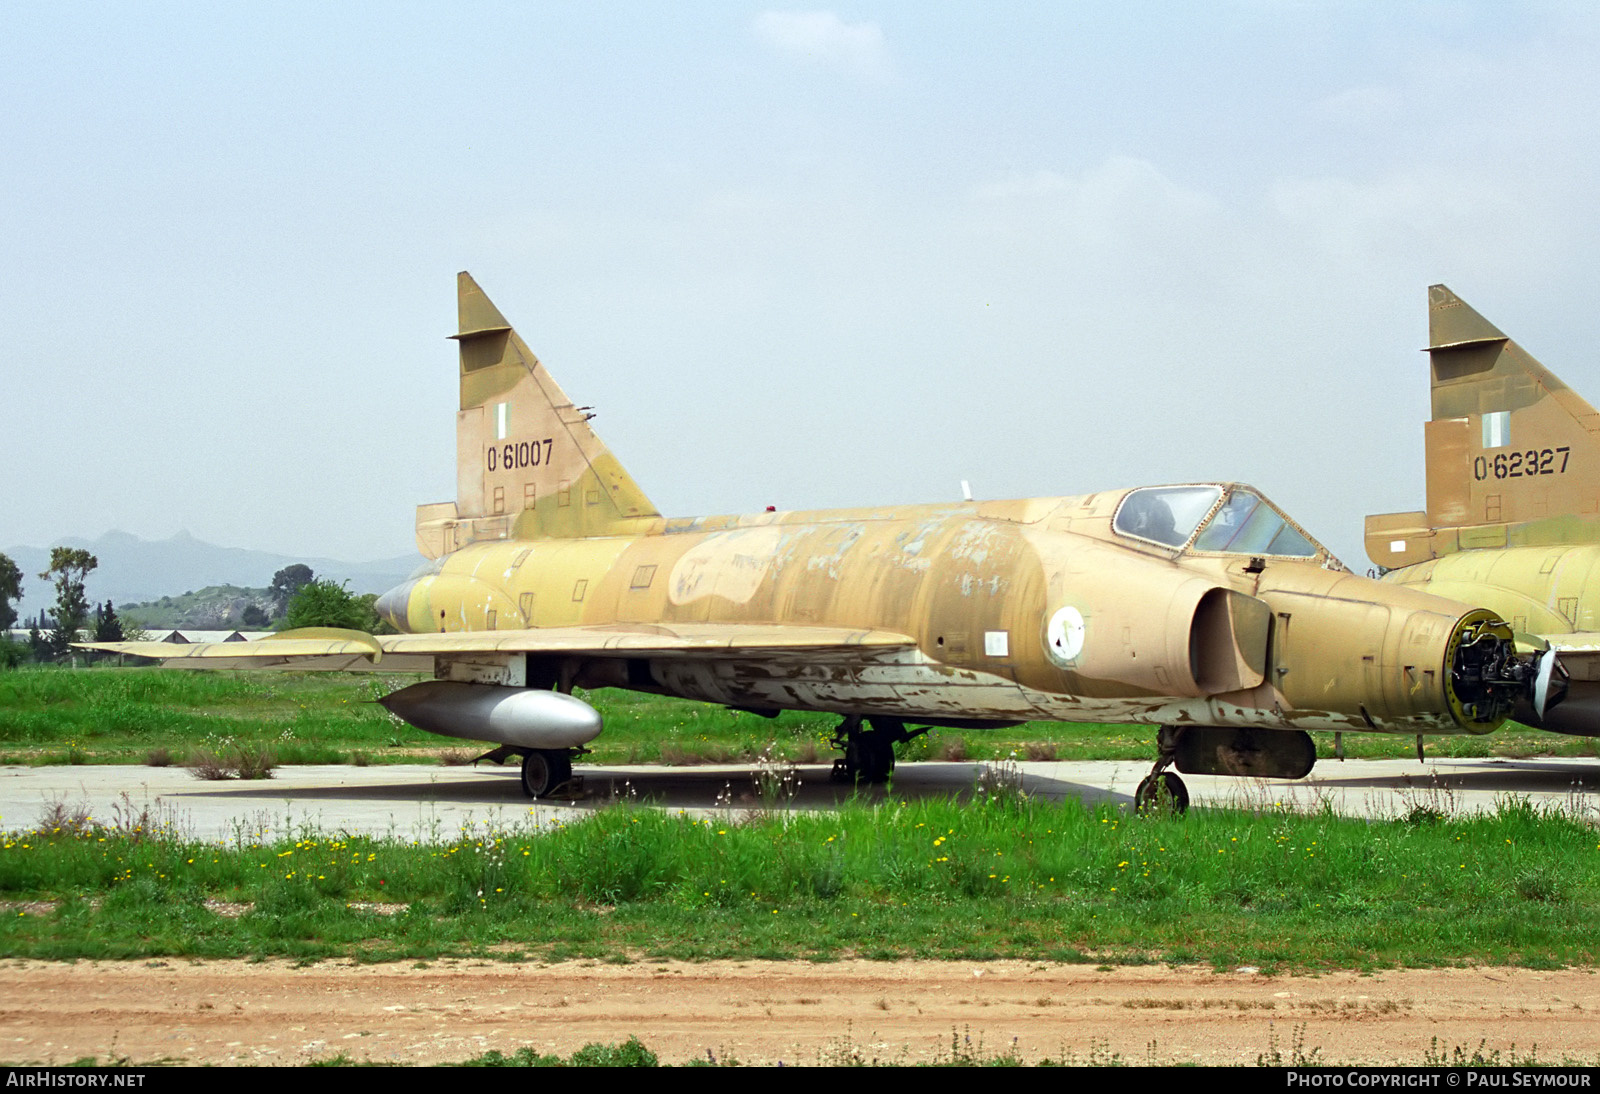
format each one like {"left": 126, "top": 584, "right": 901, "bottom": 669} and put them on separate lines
{"left": 1, "top": 957, "right": 1597, "bottom": 1066}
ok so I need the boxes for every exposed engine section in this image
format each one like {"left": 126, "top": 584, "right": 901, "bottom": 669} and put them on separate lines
{"left": 1447, "top": 610, "right": 1563, "bottom": 730}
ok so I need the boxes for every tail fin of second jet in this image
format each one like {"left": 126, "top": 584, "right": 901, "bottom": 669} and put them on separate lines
{"left": 1366, "top": 285, "right": 1600, "bottom": 568}
{"left": 415, "top": 273, "right": 661, "bottom": 558}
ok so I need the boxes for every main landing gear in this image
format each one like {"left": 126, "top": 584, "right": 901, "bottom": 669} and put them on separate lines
{"left": 1135, "top": 726, "right": 1190, "bottom": 815}
{"left": 472, "top": 745, "right": 579, "bottom": 799}
{"left": 519, "top": 748, "right": 575, "bottom": 799}
{"left": 829, "top": 715, "right": 929, "bottom": 784}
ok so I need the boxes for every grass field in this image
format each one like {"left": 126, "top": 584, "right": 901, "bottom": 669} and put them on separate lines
{"left": 2, "top": 790, "right": 1597, "bottom": 968}
{"left": 1, "top": 665, "right": 1596, "bottom": 768}
{"left": 5, "top": 666, "right": 1599, "bottom": 1065}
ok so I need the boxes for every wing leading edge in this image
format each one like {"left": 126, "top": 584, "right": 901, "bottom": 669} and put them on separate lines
{"left": 77, "top": 623, "right": 916, "bottom": 672}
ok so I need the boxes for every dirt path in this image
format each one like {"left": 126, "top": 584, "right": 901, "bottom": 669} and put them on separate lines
{"left": 1, "top": 958, "right": 1596, "bottom": 1066}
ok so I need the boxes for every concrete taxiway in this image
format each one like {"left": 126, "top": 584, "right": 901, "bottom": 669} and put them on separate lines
{"left": 1, "top": 756, "right": 1596, "bottom": 841}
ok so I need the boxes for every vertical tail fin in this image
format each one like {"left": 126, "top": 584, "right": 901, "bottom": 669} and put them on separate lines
{"left": 416, "top": 273, "right": 660, "bottom": 557}
{"left": 1366, "top": 285, "right": 1600, "bottom": 567}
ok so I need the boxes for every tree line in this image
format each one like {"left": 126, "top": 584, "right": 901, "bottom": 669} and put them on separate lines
{"left": 0, "top": 552, "right": 393, "bottom": 668}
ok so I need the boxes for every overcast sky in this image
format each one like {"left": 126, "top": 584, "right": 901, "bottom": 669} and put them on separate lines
{"left": 5, "top": 2, "right": 1599, "bottom": 573}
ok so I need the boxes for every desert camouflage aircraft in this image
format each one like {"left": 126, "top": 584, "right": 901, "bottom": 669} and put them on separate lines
{"left": 1367, "top": 285, "right": 1600, "bottom": 736}
{"left": 86, "top": 274, "right": 1556, "bottom": 811}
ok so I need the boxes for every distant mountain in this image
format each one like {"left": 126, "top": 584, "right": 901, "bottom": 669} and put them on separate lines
{"left": 116, "top": 584, "right": 276, "bottom": 630}
{"left": 5, "top": 530, "right": 423, "bottom": 621}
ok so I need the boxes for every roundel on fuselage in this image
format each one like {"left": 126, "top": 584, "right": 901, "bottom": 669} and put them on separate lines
{"left": 1044, "top": 606, "right": 1085, "bottom": 666}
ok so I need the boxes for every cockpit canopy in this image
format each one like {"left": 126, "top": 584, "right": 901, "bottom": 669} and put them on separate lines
{"left": 1113, "top": 485, "right": 1323, "bottom": 558}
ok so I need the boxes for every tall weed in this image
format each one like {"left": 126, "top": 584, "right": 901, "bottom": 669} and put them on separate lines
{"left": 3, "top": 792, "right": 1599, "bottom": 965}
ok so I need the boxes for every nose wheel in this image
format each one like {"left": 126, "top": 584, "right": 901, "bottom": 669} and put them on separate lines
{"left": 1135, "top": 727, "right": 1189, "bottom": 814}
{"left": 1134, "top": 771, "right": 1189, "bottom": 814}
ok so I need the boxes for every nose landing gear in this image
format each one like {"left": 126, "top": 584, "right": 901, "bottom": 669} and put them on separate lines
{"left": 1134, "top": 725, "right": 1320, "bottom": 814}
{"left": 1135, "top": 726, "right": 1190, "bottom": 814}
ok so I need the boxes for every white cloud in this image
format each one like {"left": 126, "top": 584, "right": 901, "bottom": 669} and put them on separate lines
{"left": 1269, "top": 170, "right": 1535, "bottom": 267}
{"left": 1313, "top": 84, "right": 1404, "bottom": 126}
{"left": 970, "top": 157, "right": 1221, "bottom": 252}
{"left": 971, "top": 169, "right": 1070, "bottom": 201}
{"left": 752, "top": 10, "right": 892, "bottom": 82}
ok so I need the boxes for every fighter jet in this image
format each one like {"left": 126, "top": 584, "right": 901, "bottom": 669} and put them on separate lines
{"left": 1367, "top": 285, "right": 1600, "bottom": 736}
{"left": 85, "top": 274, "right": 1554, "bottom": 811}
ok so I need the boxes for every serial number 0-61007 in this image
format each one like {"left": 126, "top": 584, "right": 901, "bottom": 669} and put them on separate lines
{"left": 1475, "top": 447, "right": 1570, "bottom": 480}
{"left": 486, "top": 438, "right": 553, "bottom": 472}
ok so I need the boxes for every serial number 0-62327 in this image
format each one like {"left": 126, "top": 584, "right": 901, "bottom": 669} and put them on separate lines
{"left": 1475, "top": 447, "right": 1570, "bottom": 481}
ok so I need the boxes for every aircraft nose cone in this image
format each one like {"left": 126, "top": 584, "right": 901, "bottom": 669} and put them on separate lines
{"left": 375, "top": 580, "right": 416, "bottom": 631}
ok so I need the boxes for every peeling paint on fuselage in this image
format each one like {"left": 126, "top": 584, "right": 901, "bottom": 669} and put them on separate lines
{"left": 388, "top": 487, "right": 1495, "bottom": 739}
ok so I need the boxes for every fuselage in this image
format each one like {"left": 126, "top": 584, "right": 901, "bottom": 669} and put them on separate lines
{"left": 1380, "top": 543, "right": 1600, "bottom": 636}
{"left": 1378, "top": 544, "right": 1600, "bottom": 737}
{"left": 378, "top": 484, "right": 1516, "bottom": 738}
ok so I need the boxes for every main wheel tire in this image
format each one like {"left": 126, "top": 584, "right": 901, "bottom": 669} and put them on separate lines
{"left": 548, "top": 749, "right": 573, "bottom": 790}
{"left": 846, "top": 734, "right": 895, "bottom": 784}
{"left": 1135, "top": 771, "right": 1189, "bottom": 815}
{"left": 520, "top": 750, "right": 570, "bottom": 799}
